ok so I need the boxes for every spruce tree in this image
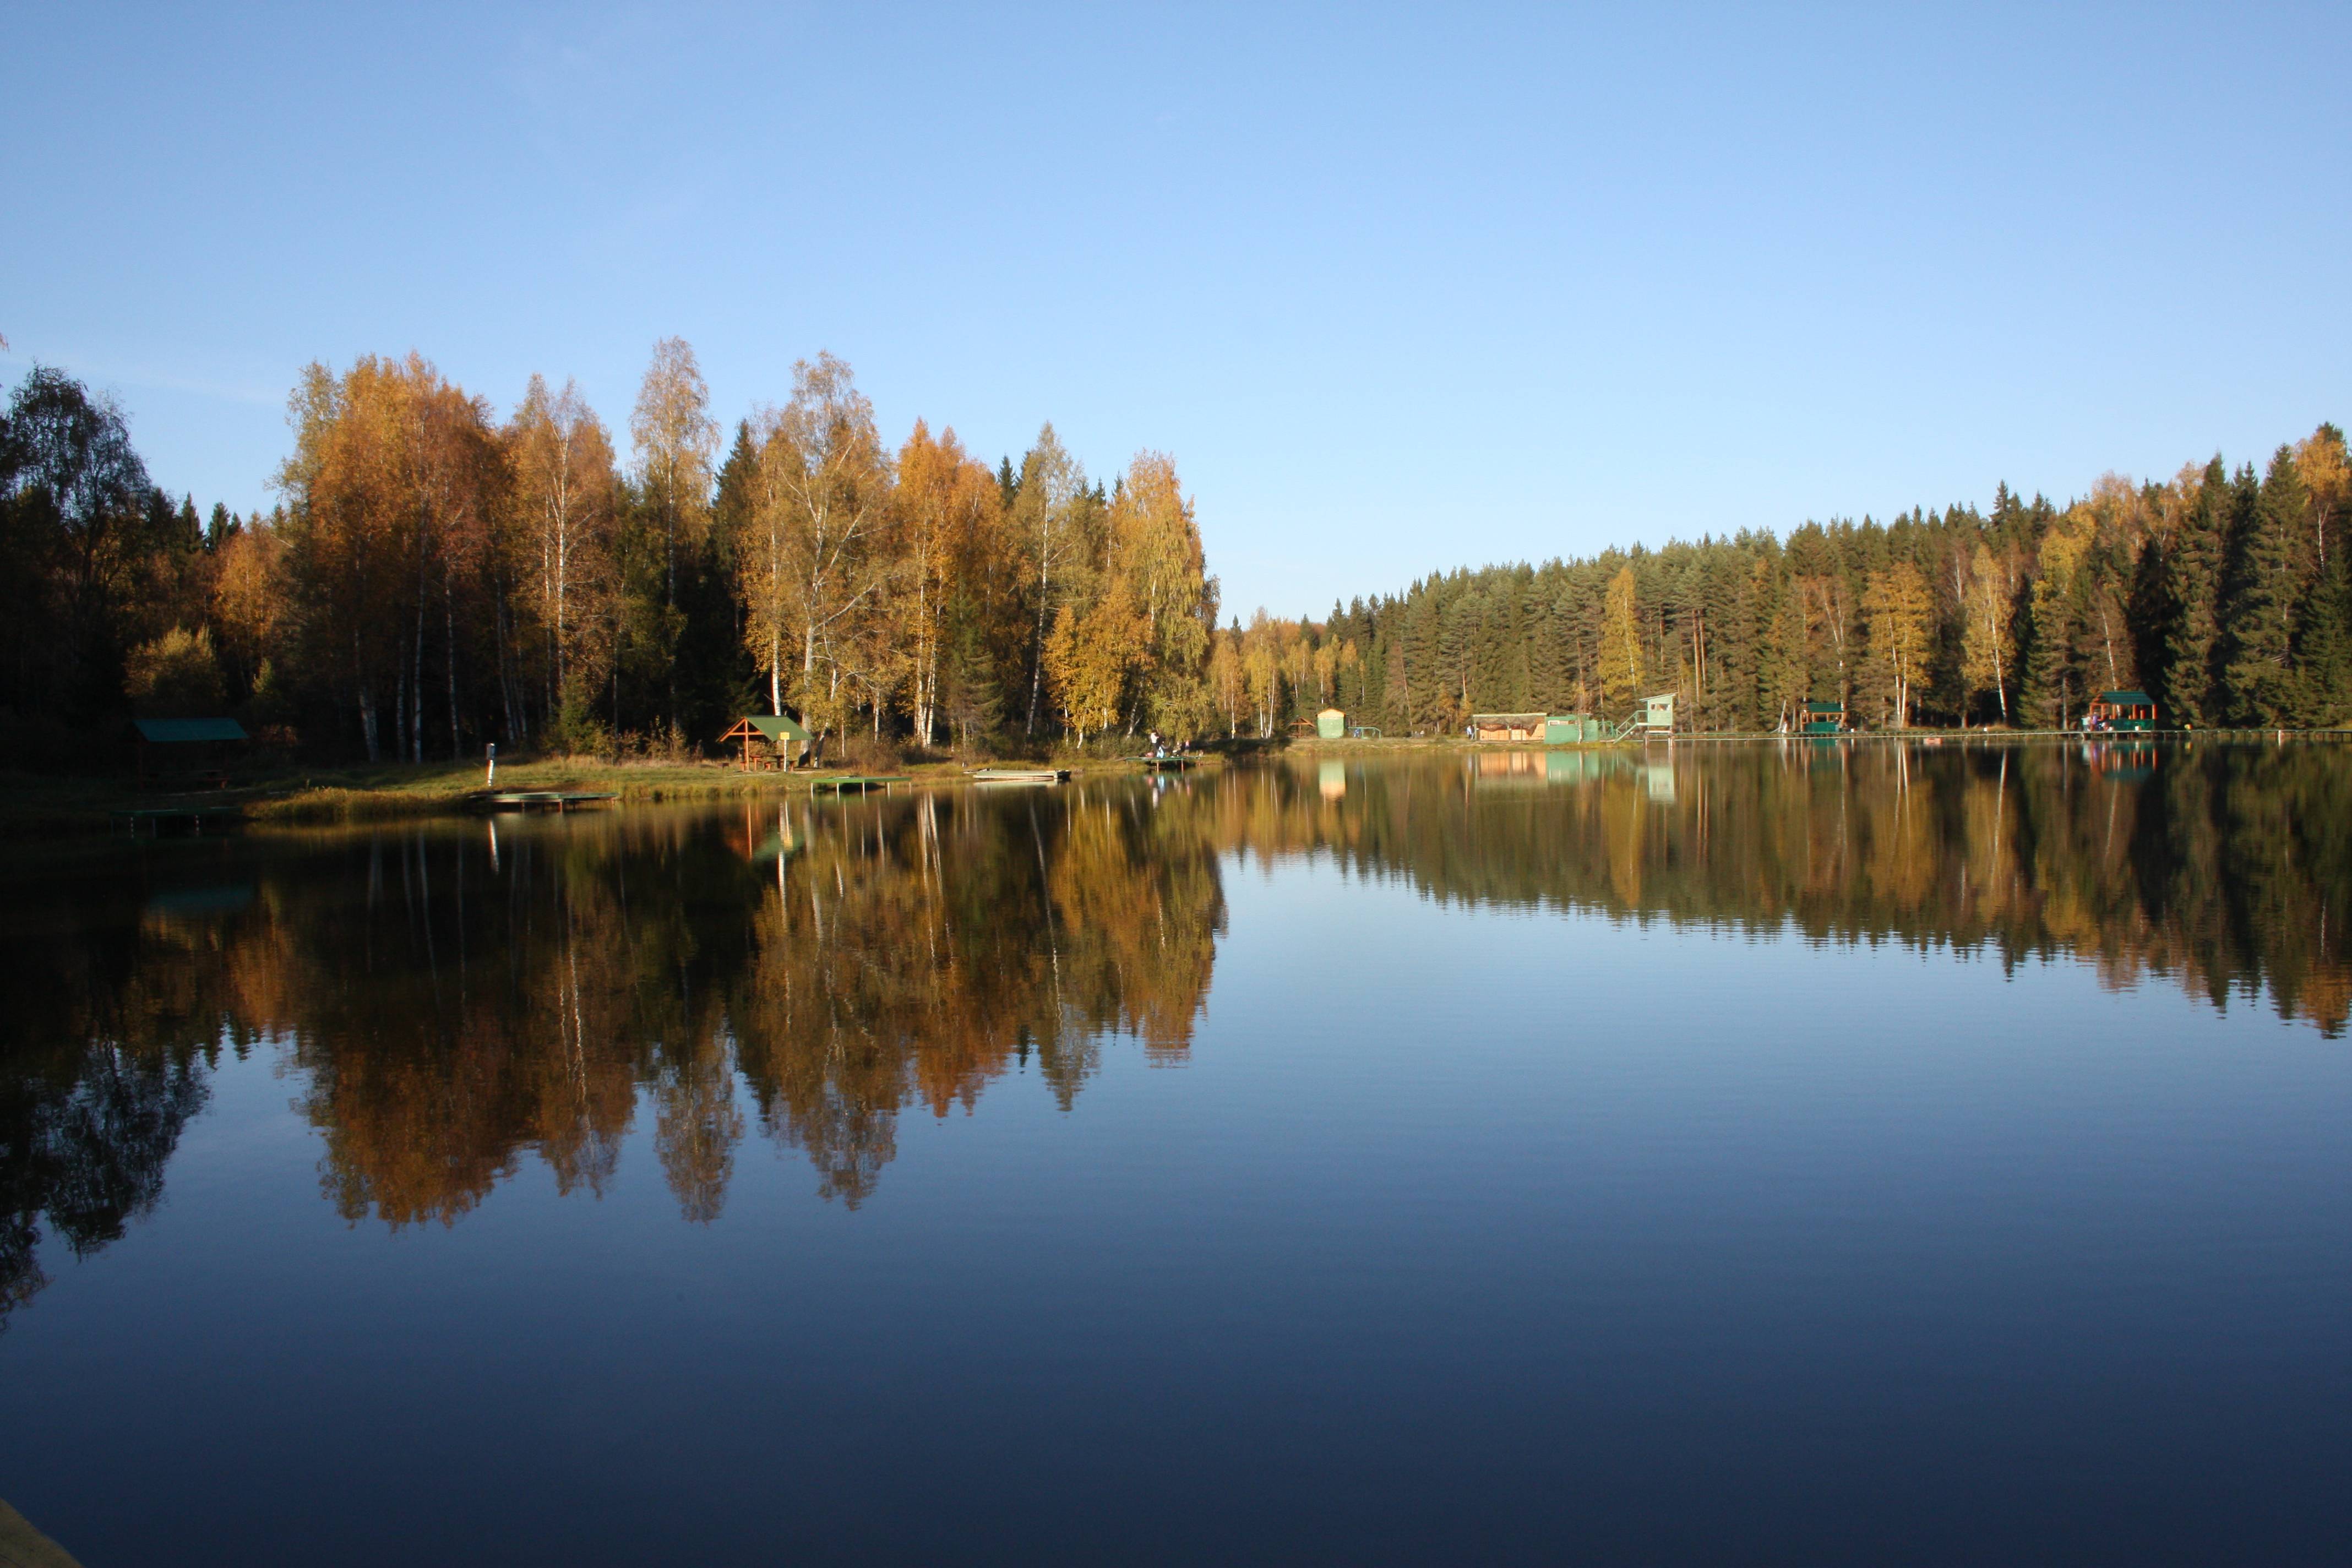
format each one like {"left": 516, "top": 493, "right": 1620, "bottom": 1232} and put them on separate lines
{"left": 2295, "top": 548, "right": 2352, "bottom": 725}
{"left": 2222, "top": 453, "right": 2297, "bottom": 724}
{"left": 2164, "top": 459, "right": 2228, "bottom": 725}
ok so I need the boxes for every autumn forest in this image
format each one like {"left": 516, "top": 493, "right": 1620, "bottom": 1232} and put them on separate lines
{"left": 1, "top": 346, "right": 2345, "bottom": 766}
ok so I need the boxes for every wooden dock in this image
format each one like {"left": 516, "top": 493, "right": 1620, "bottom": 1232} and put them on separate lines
{"left": 1138, "top": 755, "right": 1199, "bottom": 771}
{"left": 970, "top": 768, "right": 1070, "bottom": 785}
{"left": 464, "top": 791, "right": 619, "bottom": 812}
{"left": 810, "top": 774, "right": 910, "bottom": 794}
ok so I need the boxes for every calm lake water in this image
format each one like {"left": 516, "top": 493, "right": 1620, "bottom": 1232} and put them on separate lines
{"left": 4, "top": 742, "right": 2349, "bottom": 1565}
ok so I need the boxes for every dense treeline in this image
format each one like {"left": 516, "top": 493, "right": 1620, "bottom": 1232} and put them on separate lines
{"left": 8, "top": 352, "right": 2342, "bottom": 758}
{"left": 0, "top": 349, "right": 1216, "bottom": 765}
{"left": 1227, "top": 428, "right": 2349, "bottom": 734}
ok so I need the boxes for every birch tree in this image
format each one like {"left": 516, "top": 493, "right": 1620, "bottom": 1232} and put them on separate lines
{"left": 629, "top": 337, "right": 717, "bottom": 614}
{"left": 1011, "top": 424, "right": 1084, "bottom": 736}
{"left": 1961, "top": 541, "right": 2013, "bottom": 724}
{"left": 507, "top": 375, "right": 618, "bottom": 723}
{"left": 739, "top": 353, "right": 892, "bottom": 738}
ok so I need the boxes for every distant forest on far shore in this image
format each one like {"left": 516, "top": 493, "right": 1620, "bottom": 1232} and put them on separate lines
{"left": 1240, "top": 423, "right": 2349, "bottom": 738}
{"left": 1, "top": 345, "right": 2343, "bottom": 766}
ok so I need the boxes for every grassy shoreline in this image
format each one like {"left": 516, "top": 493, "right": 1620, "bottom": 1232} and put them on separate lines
{"left": 4, "top": 728, "right": 2343, "bottom": 839}
{"left": 0, "top": 750, "right": 1197, "bottom": 838}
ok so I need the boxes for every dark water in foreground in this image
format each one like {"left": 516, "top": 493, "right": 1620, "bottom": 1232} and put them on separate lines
{"left": 3, "top": 741, "right": 2349, "bottom": 1565}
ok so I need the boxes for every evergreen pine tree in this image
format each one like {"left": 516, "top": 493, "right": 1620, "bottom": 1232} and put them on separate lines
{"left": 2164, "top": 458, "right": 2228, "bottom": 725}
{"left": 2294, "top": 547, "right": 2352, "bottom": 725}
{"left": 2222, "top": 453, "right": 2297, "bottom": 723}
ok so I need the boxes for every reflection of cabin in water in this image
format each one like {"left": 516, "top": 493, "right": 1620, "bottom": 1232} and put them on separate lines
{"left": 2088, "top": 690, "right": 2157, "bottom": 731}
{"left": 1545, "top": 749, "right": 1618, "bottom": 784}
{"left": 1800, "top": 700, "right": 1845, "bottom": 735}
{"left": 2086, "top": 739, "right": 2158, "bottom": 781}
{"left": 1471, "top": 712, "right": 1547, "bottom": 742}
{"left": 1473, "top": 749, "right": 1547, "bottom": 781}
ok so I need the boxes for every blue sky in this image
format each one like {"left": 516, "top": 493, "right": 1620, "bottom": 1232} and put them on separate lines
{"left": 4, "top": 3, "right": 2345, "bottom": 617}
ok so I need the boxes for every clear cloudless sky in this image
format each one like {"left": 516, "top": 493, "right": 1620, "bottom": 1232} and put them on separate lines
{"left": 4, "top": 2, "right": 2346, "bottom": 617}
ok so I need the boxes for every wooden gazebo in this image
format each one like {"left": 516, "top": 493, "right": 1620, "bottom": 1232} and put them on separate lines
{"left": 2088, "top": 690, "right": 2157, "bottom": 732}
{"left": 719, "top": 714, "right": 813, "bottom": 770}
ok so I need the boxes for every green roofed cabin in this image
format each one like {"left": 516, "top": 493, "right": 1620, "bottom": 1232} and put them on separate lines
{"left": 132, "top": 717, "right": 248, "bottom": 786}
{"left": 720, "top": 714, "right": 813, "bottom": 770}
{"left": 1801, "top": 700, "right": 1845, "bottom": 736}
{"left": 2088, "top": 690, "right": 2156, "bottom": 732}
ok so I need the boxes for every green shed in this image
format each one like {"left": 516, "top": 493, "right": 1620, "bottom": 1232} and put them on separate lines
{"left": 1544, "top": 714, "right": 1610, "bottom": 744}
{"left": 1801, "top": 700, "right": 1845, "bottom": 736}
{"left": 1317, "top": 707, "right": 1346, "bottom": 739}
{"left": 133, "top": 716, "right": 248, "bottom": 785}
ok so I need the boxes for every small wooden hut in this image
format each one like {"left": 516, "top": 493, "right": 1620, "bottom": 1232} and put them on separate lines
{"left": 1470, "top": 712, "right": 1547, "bottom": 742}
{"left": 1800, "top": 700, "right": 1845, "bottom": 736}
{"left": 133, "top": 717, "right": 248, "bottom": 786}
{"left": 719, "top": 714, "right": 813, "bottom": 770}
{"left": 2088, "top": 690, "right": 2156, "bottom": 731}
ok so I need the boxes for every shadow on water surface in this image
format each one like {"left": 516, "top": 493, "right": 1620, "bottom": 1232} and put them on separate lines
{"left": 2, "top": 741, "right": 2348, "bottom": 1326}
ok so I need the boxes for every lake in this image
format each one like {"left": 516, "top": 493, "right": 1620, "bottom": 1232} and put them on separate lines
{"left": 3, "top": 741, "right": 2348, "bottom": 1565}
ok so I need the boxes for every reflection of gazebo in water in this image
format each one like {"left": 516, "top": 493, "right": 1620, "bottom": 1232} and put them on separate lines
{"left": 719, "top": 714, "right": 813, "bottom": 770}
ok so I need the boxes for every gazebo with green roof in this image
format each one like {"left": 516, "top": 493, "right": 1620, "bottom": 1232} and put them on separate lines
{"left": 719, "top": 714, "right": 813, "bottom": 770}
{"left": 2089, "top": 690, "right": 2156, "bottom": 731}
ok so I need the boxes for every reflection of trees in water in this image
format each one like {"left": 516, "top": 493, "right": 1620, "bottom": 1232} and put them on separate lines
{"left": 0, "top": 888, "right": 228, "bottom": 1329}
{"left": 0, "top": 783, "right": 1227, "bottom": 1310}
{"left": 0, "top": 1044, "right": 209, "bottom": 1329}
{"left": 1267, "top": 743, "right": 2352, "bottom": 1035}
{"left": 3, "top": 743, "right": 2339, "bottom": 1314}
{"left": 728, "top": 787, "right": 1224, "bottom": 1203}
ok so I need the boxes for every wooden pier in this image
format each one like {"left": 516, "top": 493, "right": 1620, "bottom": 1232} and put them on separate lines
{"left": 970, "top": 768, "right": 1070, "bottom": 785}
{"left": 1138, "top": 755, "right": 1199, "bottom": 771}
